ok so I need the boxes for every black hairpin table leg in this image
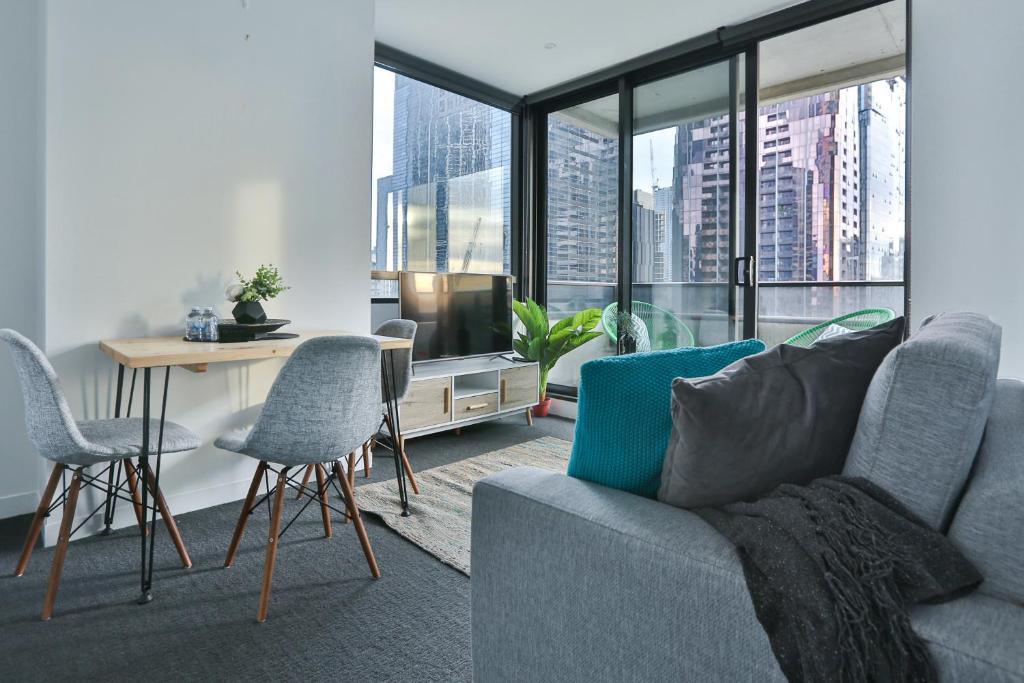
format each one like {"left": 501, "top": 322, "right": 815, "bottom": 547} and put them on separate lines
{"left": 100, "top": 364, "right": 127, "bottom": 535}
{"left": 136, "top": 366, "right": 169, "bottom": 604}
{"left": 381, "top": 350, "right": 410, "bottom": 516}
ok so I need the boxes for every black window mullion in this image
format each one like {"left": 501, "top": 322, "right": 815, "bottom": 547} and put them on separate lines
{"left": 616, "top": 77, "right": 634, "bottom": 355}
{"left": 728, "top": 56, "right": 740, "bottom": 334}
{"left": 743, "top": 46, "right": 760, "bottom": 339}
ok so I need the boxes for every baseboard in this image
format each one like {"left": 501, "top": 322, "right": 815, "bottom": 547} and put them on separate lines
{"left": 0, "top": 490, "right": 38, "bottom": 520}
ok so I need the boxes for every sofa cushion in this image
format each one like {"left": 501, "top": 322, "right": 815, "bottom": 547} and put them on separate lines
{"left": 567, "top": 339, "right": 765, "bottom": 497}
{"left": 948, "top": 379, "right": 1024, "bottom": 605}
{"left": 843, "top": 312, "right": 1001, "bottom": 530}
{"left": 911, "top": 592, "right": 1024, "bottom": 681}
{"left": 658, "top": 319, "right": 904, "bottom": 508}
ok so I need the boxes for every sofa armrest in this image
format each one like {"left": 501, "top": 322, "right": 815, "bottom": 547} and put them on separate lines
{"left": 471, "top": 467, "right": 783, "bottom": 682}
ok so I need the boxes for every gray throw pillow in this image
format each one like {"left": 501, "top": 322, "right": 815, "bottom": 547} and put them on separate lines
{"left": 658, "top": 317, "right": 905, "bottom": 509}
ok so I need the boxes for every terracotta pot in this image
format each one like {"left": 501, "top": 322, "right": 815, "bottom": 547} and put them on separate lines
{"left": 533, "top": 396, "right": 552, "bottom": 417}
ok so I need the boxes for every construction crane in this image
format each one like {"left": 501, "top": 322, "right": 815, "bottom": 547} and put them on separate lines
{"left": 461, "top": 216, "right": 483, "bottom": 272}
{"left": 650, "top": 139, "right": 659, "bottom": 193}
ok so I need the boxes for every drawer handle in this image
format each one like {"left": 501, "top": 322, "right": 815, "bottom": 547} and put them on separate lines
{"left": 500, "top": 378, "right": 507, "bottom": 403}
{"left": 465, "top": 402, "right": 489, "bottom": 411}
{"left": 443, "top": 386, "right": 450, "bottom": 413}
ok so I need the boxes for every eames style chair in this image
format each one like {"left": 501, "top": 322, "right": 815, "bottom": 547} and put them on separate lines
{"left": 296, "top": 318, "right": 419, "bottom": 494}
{"left": 216, "top": 335, "right": 382, "bottom": 622}
{"left": 0, "top": 329, "right": 197, "bottom": 620}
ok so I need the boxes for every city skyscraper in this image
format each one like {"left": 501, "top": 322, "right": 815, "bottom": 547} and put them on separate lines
{"left": 376, "top": 74, "right": 512, "bottom": 276}
{"left": 625, "top": 76, "right": 906, "bottom": 287}
{"left": 545, "top": 112, "right": 619, "bottom": 283}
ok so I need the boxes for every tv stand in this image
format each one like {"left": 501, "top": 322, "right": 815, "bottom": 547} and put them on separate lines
{"left": 400, "top": 355, "right": 539, "bottom": 438}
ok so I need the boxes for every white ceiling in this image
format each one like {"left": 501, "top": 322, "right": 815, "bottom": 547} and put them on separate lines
{"left": 374, "top": 0, "right": 805, "bottom": 96}
{"left": 552, "top": 2, "right": 905, "bottom": 134}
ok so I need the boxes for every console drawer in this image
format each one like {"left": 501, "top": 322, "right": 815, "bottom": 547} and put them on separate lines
{"left": 454, "top": 392, "right": 498, "bottom": 419}
{"left": 401, "top": 377, "right": 452, "bottom": 430}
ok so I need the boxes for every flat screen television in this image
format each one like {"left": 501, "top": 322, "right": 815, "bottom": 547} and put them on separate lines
{"left": 399, "top": 272, "right": 513, "bottom": 362}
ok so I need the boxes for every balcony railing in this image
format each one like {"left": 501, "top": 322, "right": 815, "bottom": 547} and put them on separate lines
{"left": 544, "top": 279, "right": 904, "bottom": 389}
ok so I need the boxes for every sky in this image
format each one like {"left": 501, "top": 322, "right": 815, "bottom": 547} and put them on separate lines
{"left": 633, "top": 127, "right": 678, "bottom": 196}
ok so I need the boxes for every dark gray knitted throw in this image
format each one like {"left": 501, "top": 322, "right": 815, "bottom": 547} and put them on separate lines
{"left": 697, "top": 476, "right": 981, "bottom": 683}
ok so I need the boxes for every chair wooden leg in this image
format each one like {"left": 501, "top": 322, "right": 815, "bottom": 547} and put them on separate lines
{"left": 314, "top": 464, "right": 332, "bottom": 538}
{"left": 225, "top": 461, "right": 268, "bottom": 568}
{"left": 41, "top": 467, "right": 82, "bottom": 621}
{"left": 332, "top": 461, "right": 380, "bottom": 579}
{"left": 143, "top": 464, "right": 191, "bottom": 569}
{"left": 526, "top": 407, "right": 533, "bottom": 426}
{"left": 347, "top": 452, "right": 357, "bottom": 488}
{"left": 15, "top": 464, "right": 64, "bottom": 577}
{"left": 362, "top": 441, "right": 372, "bottom": 478}
{"left": 257, "top": 467, "right": 289, "bottom": 623}
{"left": 122, "top": 459, "right": 147, "bottom": 535}
{"left": 399, "top": 437, "right": 420, "bottom": 495}
{"left": 295, "top": 464, "right": 314, "bottom": 500}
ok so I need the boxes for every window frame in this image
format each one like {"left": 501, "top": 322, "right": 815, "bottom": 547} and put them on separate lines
{"left": 522, "top": 0, "right": 910, "bottom": 400}
{"left": 371, "top": 44, "right": 526, "bottom": 302}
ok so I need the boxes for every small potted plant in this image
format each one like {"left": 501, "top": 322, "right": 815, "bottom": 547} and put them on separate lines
{"left": 512, "top": 298, "right": 603, "bottom": 417}
{"left": 226, "top": 264, "right": 289, "bottom": 324}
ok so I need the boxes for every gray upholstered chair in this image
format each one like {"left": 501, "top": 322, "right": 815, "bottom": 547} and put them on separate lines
{"left": 0, "top": 328, "right": 197, "bottom": 620}
{"left": 296, "top": 318, "right": 419, "bottom": 492}
{"left": 215, "top": 335, "right": 382, "bottom": 622}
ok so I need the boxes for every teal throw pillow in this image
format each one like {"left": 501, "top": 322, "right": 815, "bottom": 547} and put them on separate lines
{"left": 566, "top": 339, "right": 766, "bottom": 497}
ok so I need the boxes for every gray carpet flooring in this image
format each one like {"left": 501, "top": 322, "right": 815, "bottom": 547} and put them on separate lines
{"left": 0, "top": 415, "right": 575, "bottom": 682}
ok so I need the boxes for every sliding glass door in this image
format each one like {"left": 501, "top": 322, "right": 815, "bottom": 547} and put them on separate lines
{"left": 631, "top": 56, "right": 751, "bottom": 348}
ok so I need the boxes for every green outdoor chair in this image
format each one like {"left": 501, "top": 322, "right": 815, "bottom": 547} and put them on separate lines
{"left": 601, "top": 302, "right": 696, "bottom": 352}
{"left": 782, "top": 307, "right": 897, "bottom": 347}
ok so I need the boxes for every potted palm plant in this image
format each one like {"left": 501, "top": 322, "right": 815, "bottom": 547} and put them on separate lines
{"left": 512, "top": 298, "right": 603, "bottom": 417}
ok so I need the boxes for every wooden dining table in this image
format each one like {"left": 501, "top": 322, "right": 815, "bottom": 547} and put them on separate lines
{"left": 98, "top": 330, "right": 414, "bottom": 605}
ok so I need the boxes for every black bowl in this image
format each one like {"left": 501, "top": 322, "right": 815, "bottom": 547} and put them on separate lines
{"left": 216, "top": 319, "right": 291, "bottom": 343}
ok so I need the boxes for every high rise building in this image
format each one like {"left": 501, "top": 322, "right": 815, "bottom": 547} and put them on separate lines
{"left": 382, "top": 75, "right": 511, "bottom": 274}
{"left": 545, "top": 114, "right": 619, "bottom": 283}
{"left": 632, "top": 189, "right": 669, "bottom": 283}
{"left": 858, "top": 78, "right": 906, "bottom": 281}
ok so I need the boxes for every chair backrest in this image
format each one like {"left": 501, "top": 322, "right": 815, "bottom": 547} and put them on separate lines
{"left": 0, "top": 329, "right": 87, "bottom": 462}
{"left": 601, "top": 302, "right": 694, "bottom": 352}
{"left": 783, "top": 308, "right": 896, "bottom": 347}
{"left": 632, "top": 302, "right": 696, "bottom": 349}
{"left": 374, "top": 319, "right": 417, "bottom": 402}
{"left": 242, "top": 335, "right": 382, "bottom": 463}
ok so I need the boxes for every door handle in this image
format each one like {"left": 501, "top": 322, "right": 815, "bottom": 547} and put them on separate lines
{"left": 500, "top": 378, "right": 507, "bottom": 403}
{"left": 443, "top": 386, "right": 450, "bottom": 413}
{"left": 734, "top": 256, "right": 756, "bottom": 287}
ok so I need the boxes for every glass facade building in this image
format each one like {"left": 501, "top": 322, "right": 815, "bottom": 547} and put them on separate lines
{"left": 372, "top": 69, "right": 512, "bottom": 280}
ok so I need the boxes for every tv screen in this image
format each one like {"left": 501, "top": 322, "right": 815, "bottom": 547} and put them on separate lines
{"left": 399, "top": 272, "right": 513, "bottom": 361}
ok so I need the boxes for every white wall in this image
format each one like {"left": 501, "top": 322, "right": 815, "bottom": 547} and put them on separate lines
{"left": 39, "top": 0, "right": 374, "bottom": 538}
{"left": 910, "top": 0, "right": 1024, "bottom": 377}
{"left": 0, "top": 0, "right": 47, "bottom": 519}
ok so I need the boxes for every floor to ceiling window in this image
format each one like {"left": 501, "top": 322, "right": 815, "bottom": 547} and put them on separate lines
{"left": 530, "top": 1, "right": 907, "bottom": 396}
{"left": 631, "top": 58, "right": 742, "bottom": 348}
{"left": 371, "top": 66, "right": 513, "bottom": 298}
{"left": 755, "top": 3, "right": 906, "bottom": 345}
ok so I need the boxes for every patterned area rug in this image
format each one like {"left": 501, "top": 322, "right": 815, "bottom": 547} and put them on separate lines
{"left": 355, "top": 436, "right": 572, "bottom": 575}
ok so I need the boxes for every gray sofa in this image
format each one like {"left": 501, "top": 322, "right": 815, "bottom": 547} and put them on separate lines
{"left": 472, "top": 313, "right": 1024, "bottom": 682}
